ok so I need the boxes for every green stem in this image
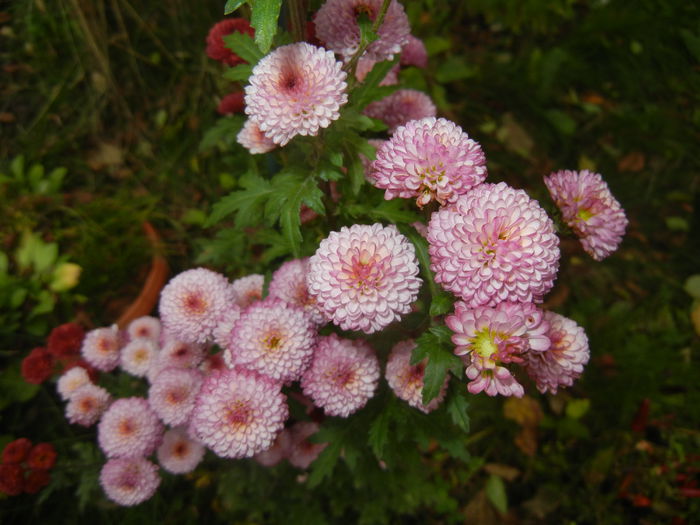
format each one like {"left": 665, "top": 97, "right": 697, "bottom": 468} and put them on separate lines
{"left": 343, "top": 0, "right": 393, "bottom": 90}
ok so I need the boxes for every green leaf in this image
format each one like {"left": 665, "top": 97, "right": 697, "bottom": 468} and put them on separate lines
{"left": 206, "top": 172, "right": 273, "bottom": 227}
{"left": 684, "top": 275, "right": 700, "bottom": 299}
{"left": 446, "top": 388, "right": 470, "bottom": 433}
{"left": 250, "top": 0, "right": 282, "bottom": 54}
{"left": 351, "top": 58, "right": 400, "bottom": 109}
{"left": 307, "top": 439, "right": 342, "bottom": 488}
{"left": 10, "top": 155, "right": 24, "bottom": 180}
{"left": 413, "top": 328, "right": 462, "bottom": 404}
{"left": 485, "top": 475, "right": 508, "bottom": 515}
{"left": 429, "top": 291, "right": 454, "bottom": 317}
{"left": 222, "top": 64, "right": 254, "bottom": 82}
{"left": 0, "top": 363, "right": 39, "bottom": 411}
{"left": 224, "top": 0, "right": 248, "bottom": 15}
{"left": 342, "top": 144, "right": 365, "bottom": 196}
{"left": 223, "top": 31, "right": 264, "bottom": 65}
{"left": 199, "top": 115, "right": 245, "bottom": 151}
{"left": 565, "top": 398, "right": 590, "bottom": 420}
{"left": 368, "top": 401, "right": 394, "bottom": 459}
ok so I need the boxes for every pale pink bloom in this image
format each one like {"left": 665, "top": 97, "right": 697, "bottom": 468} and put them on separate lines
{"left": 200, "top": 352, "right": 227, "bottom": 374}
{"left": 400, "top": 35, "right": 428, "bottom": 68}
{"left": 544, "top": 169, "right": 628, "bottom": 261}
{"left": 523, "top": 311, "right": 590, "bottom": 394}
{"left": 254, "top": 428, "right": 292, "bottom": 467}
{"left": 364, "top": 89, "right": 436, "bottom": 132}
{"left": 301, "top": 334, "right": 380, "bottom": 417}
{"left": 313, "top": 0, "right": 410, "bottom": 62}
{"left": 385, "top": 339, "right": 447, "bottom": 413}
{"left": 159, "top": 268, "right": 235, "bottom": 344}
{"left": 237, "top": 119, "right": 277, "bottom": 154}
{"left": 147, "top": 339, "right": 205, "bottom": 383}
{"left": 56, "top": 366, "right": 91, "bottom": 400}
{"left": 120, "top": 338, "right": 158, "bottom": 378}
{"left": 245, "top": 43, "right": 347, "bottom": 146}
{"left": 212, "top": 305, "right": 241, "bottom": 350}
{"left": 148, "top": 367, "right": 203, "bottom": 427}
{"left": 231, "top": 274, "right": 264, "bottom": 308}
{"left": 355, "top": 57, "right": 399, "bottom": 85}
{"left": 308, "top": 223, "right": 421, "bottom": 334}
{"left": 81, "top": 326, "right": 123, "bottom": 372}
{"left": 66, "top": 383, "right": 111, "bottom": 427}
{"left": 428, "top": 182, "right": 560, "bottom": 307}
{"left": 287, "top": 421, "right": 327, "bottom": 469}
{"left": 98, "top": 397, "right": 164, "bottom": 458}
{"left": 225, "top": 299, "right": 316, "bottom": 383}
{"left": 371, "top": 117, "right": 487, "bottom": 207}
{"left": 126, "top": 316, "right": 161, "bottom": 342}
{"left": 188, "top": 368, "right": 288, "bottom": 459}
{"left": 100, "top": 457, "right": 160, "bottom": 507}
{"left": 156, "top": 427, "right": 205, "bottom": 475}
{"left": 268, "top": 258, "right": 326, "bottom": 325}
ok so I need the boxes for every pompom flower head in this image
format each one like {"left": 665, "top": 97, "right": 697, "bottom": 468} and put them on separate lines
{"left": 523, "top": 311, "right": 590, "bottom": 394}
{"left": 268, "top": 258, "right": 326, "bottom": 325}
{"left": 313, "top": 0, "right": 410, "bottom": 62}
{"left": 364, "top": 89, "right": 436, "bottom": 132}
{"left": 205, "top": 18, "right": 255, "bottom": 66}
{"left": 156, "top": 427, "right": 205, "bottom": 475}
{"left": 100, "top": 457, "right": 160, "bottom": 507}
{"left": 287, "top": 421, "right": 327, "bottom": 469}
{"left": 385, "top": 339, "right": 447, "bottom": 413}
{"left": 148, "top": 367, "right": 203, "bottom": 427}
{"left": 98, "top": 397, "right": 163, "bottom": 458}
{"left": 371, "top": 117, "right": 487, "bottom": 207}
{"left": 245, "top": 42, "right": 348, "bottom": 146}
{"left": 237, "top": 119, "right": 277, "bottom": 154}
{"left": 544, "top": 169, "right": 628, "bottom": 261}
{"left": 428, "top": 182, "right": 560, "bottom": 307}
{"left": 301, "top": 334, "right": 380, "bottom": 417}
{"left": 120, "top": 338, "right": 158, "bottom": 378}
{"left": 401, "top": 35, "right": 428, "bottom": 68}
{"left": 47, "top": 322, "right": 84, "bottom": 358}
{"left": 189, "top": 368, "right": 288, "bottom": 459}
{"left": 126, "top": 316, "right": 161, "bottom": 342}
{"left": 159, "top": 268, "right": 234, "bottom": 345}
{"left": 81, "top": 326, "right": 122, "bottom": 372}
{"left": 66, "top": 383, "right": 111, "bottom": 427}
{"left": 308, "top": 223, "right": 421, "bottom": 334}
{"left": 225, "top": 299, "right": 316, "bottom": 383}
{"left": 56, "top": 366, "right": 92, "bottom": 400}
{"left": 231, "top": 274, "right": 264, "bottom": 307}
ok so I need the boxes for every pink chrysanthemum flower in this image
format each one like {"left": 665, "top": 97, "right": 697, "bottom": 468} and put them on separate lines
{"left": 428, "top": 182, "right": 560, "bottom": 307}
{"left": 231, "top": 274, "right": 264, "bottom": 308}
{"left": 212, "top": 305, "right": 241, "bottom": 350}
{"left": 371, "top": 117, "right": 487, "bottom": 207}
{"left": 254, "top": 428, "right": 292, "bottom": 467}
{"left": 205, "top": 18, "right": 255, "bottom": 67}
{"left": 308, "top": 224, "right": 421, "bottom": 334}
{"left": 126, "top": 316, "right": 161, "bottom": 342}
{"left": 268, "top": 258, "right": 326, "bottom": 325}
{"left": 446, "top": 301, "right": 549, "bottom": 397}
{"left": 120, "top": 338, "right": 158, "bottom": 378}
{"left": 523, "top": 311, "right": 590, "bottom": 394}
{"left": 98, "top": 397, "right": 164, "bottom": 458}
{"left": 56, "top": 366, "right": 91, "bottom": 400}
{"left": 245, "top": 43, "right": 348, "bottom": 146}
{"left": 364, "top": 89, "right": 436, "bottom": 133}
{"left": 148, "top": 367, "right": 203, "bottom": 427}
{"left": 287, "top": 421, "right": 327, "bottom": 469}
{"left": 159, "top": 268, "right": 235, "bottom": 345}
{"left": 401, "top": 35, "right": 428, "bottom": 68}
{"left": 66, "top": 383, "right": 111, "bottom": 427}
{"left": 314, "top": 0, "right": 410, "bottom": 62}
{"left": 225, "top": 300, "right": 316, "bottom": 383}
{"left": 217, "top": 91, "right": 245, "bottom": 115}
{"left": 200, "top": 352, "right": 227, "bottom": 374}
{"left": 81, "top": 326, "right": 123, "bottom": 372}
{"left": 544, "top": 169, "right": 628, "bottom": 261}
{"left": 301, "top": 334, "right": 380, "bottom": 417}
{"left": 189, "top": 368, "right": 288, "bottom": 459}
{"left": 147, "top": 339, "right": 205, "bottom": 383}
{"left": 100, "top": 457, "right": 160, "bottom": 507}
{"left": 385, "top": 339, "right": 447, "bottom": 413}
{"left": 237, "top": 119, "right": 277, "bottom": 154}
{"left": 156, "top": 427, "right": 205, "bottom": 475}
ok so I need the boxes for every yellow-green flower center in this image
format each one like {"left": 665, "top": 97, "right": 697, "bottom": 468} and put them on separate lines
{"left": 472, "top": 329, "right": 498, "bottom": 358}
{"left": 577, "top": 208, "right": 594, "bottom": 222}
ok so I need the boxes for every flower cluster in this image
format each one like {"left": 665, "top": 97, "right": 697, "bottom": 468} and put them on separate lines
{"left": 0, "top": 439, "right": 57, "bottom": 496}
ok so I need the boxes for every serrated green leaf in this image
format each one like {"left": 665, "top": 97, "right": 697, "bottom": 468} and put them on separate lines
{"left": 485, "top": 475, "right": 508, "bottom": 514}
{"left": 307, "top": 439, "right": 342, "bottom": 488}
{"left": 351, "top": 58, "right": 400, "bottom": 109}
{"left": 369, "top": 200, "right": 420, "bottom": 224}
{"left": 206, "top": 172, "right": 273, "bottom": 226}
{"left": 250, "top": 0, "right": 282, "bottom": 54}
{"left": 222, "top": 64, "right": 254, "bottom": 82}
{"left": 412, "top": 329, "right": 462, "bottom": 404}
{"left": 447, "top": 389, "right": 470, "bottom": 433}
{"left": 368, "top": 403, "right": 393, "bottom": 459}
{"left": 223, "top": 31, "right": 264, "bottom": 65}
{"left": 224, "top": 0, "right": 248, "bottom": 15}
{"left": 430, "top": 291, "right": 454, "bottom": 317}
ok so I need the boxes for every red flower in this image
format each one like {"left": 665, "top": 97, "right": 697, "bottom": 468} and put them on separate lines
{"left": 21, "top": 347, "right": 54, "bottom": 384}
{"left": 217, "top": 91, "right": 245, "bottom": 115}
{"left": 26, "top": 443, "right": 57, "bottom": 470}
{"left": 2, "top": 438, "right": 32, "bottom": 464}
{"left": 206, "top": 18, "right": 255, "bottom": 66}
{"left": 24, "top": 469, "right": 50, "bottom": 494}
{"left": 0, "top": 464, "right": 24, "bottom": 496}
{"left": 47, "top": 322, "right": 85, "bottom": 358}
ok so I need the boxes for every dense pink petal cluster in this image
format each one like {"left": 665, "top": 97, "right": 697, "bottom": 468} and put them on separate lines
{"left": 237, "top": 119, "right": 277, "bottom": 154}
{"left": 148, "top": 339, "right": 205, "bottom": 382}
{"left": 385, "top": 339, "right": 447, "bottom": 413}
{"left": 120, "top": 339, "right": 158, "bottom": 378}
{"left": 544, "top": 169, "right": 628, "bottom": 261}
{"left": 314, "top": 0, "right": 410, "bottom": 62}
{"left": 446, "top": 301, "right": 550, "bottom": 397}
{"left": 81, "top": 326, "right": 122, "bottom": 372}
{"left": 308, "top": 223, "right": 421, "bottom": 334}
{"left": 268, "top": 258, "right": 326, "bottom": 325}
{"left": 156, "top": 428, "right": 205, "bottom": 474}
{"left": 364, "top": 89, "right": 436, "bottom": 132}
{"left": 254, "top": 428, "right": 292, "bottom": 467}
{"left": 56, "top": 366, "right": 91, "bottom": 400}
{"left": 400, "top": 35, "right": 428, "bottom": 68}
{"left": 428, "top": 182, "right": 560, "bottom": 307}
{"left": 287, "top": 421, "right": 327, "bottom": 469}
{"left": 100, "top": 457, "right": 160, "bottom": 507}
{"left": 66, "top": 383, "right": 111, "bottom": 427}
{"left": 205, "top": 18, "right": 255, "bottom": 67}
{"left": 301, "top": 334, "right": 379, "bottom": 417}
{"left": 245, "top": 43, "right": 348, "bottom": 146}
{"left": 212, "top": 305, "right": 241, "bottom": 350}
{"left": 148, "top": 367, "right": 203, "bottom": 427}
{"left": 523, "top": 311, "right": 589, "bottom": 394}
{"left": 225, "top": 300, "right": 316, "bottom": 383}
{"left": 98, "top": 397, "right": 164, "bottom": 458}
{"left": 159, "top": 268, "right": 234, "bottom": 344}
{"left": 371, "top": 117, "right": 487, "bottom": 207}
{"left": 231, "top": 274, "right": 264, "bottom": 308}
{"left": 189, "top": 368, "right": 288, "bottom": 459}
{"left": 126, "top": 316, "right": 161, "bottom": 342}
